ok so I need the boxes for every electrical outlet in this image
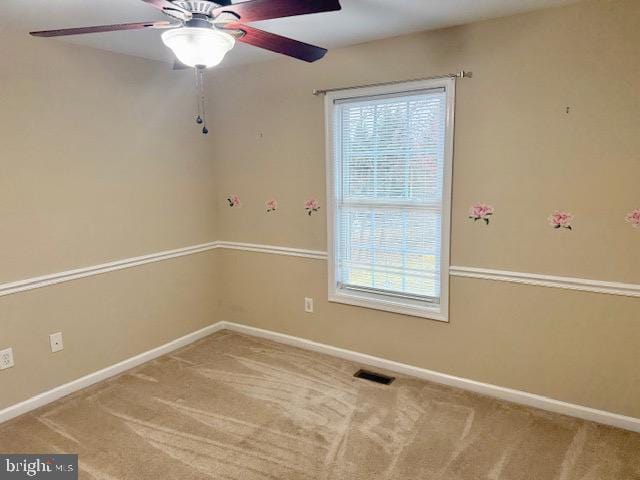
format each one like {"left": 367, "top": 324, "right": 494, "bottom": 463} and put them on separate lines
{"left": 0, "top": 348, "right": 14, "bottom": 370}
{"left": 304, "top": 297, "right": 314, "bottom": 313}
{"left": 50, "top": 332, "right": 64, "bottom": 353}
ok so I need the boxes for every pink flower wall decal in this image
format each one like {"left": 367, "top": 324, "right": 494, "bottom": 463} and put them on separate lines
{"left": 305, "top": 199, "right": 320, "bottom": 216}
{"left": 266, "top": 199, "right": 278, "bottom": 212}
{"left": 227, "top": 194, "right": 241, "bottom": 207}
{"left": 626, "top": 209, "right": 640, "bottom": 228}
{"left": 549, "top": 211, "right": 573, "bottom": 230}
{"left": 468, "top": 203, "right": 494, "bottom": 225}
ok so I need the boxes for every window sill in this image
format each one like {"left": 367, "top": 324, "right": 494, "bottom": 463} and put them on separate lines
{"left": 328, "top": 290, "right": 448, "bottom": 322}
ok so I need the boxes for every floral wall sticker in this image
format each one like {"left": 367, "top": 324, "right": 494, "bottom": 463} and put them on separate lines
{"left": 549, "top": 211, "right": 573, "bottom": 230}
{"left": 266, "top": 199, "right": 278, "bottom": 213}
{"left": 469, "top": 203, "right": 494, "bottom": 225}
{"left": 305, "top": 199, "right": 320, "bottom": 216}
{"left": 226, "top": 194, "right": 241, "bottom": 207}
{"left": 626, "top": 209, "right": 640, "bottom": 228}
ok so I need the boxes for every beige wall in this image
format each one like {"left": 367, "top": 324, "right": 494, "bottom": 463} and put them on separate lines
{"left": 210, "top": 0, "right": 640, "bottom": 418}
{"left": 0, "top": 29, "right": 219, "bottom": 409}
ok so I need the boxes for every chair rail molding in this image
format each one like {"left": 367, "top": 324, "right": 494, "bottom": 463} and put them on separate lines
{"left": 216, "top": 242, "right": 640, "bottom": 298}
{"left": 0, "top": 242, "right": 218, "bottom": 298}
{"left": 1, "top": 240, "right": 639, "bottom": 299}
{"left": 215, "top": 241, "right": 328, "bottom": 260}
{"left": 448, "top": 266, "right": 640, "bottom": 298}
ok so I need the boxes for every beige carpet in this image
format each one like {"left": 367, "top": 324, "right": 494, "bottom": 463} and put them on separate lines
{"left": 1, "top": 330, "right": 639, "bottom": 479}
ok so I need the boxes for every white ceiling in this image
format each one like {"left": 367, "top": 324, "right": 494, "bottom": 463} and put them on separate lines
{"left": 4, "top": 0, "right": 580, "bottom": 68}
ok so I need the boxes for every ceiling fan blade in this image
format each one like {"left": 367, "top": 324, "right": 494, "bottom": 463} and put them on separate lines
{"left": 227, "top": 24, "right": 327, "bottom": 63}
{"left": 30, "top": 21, "right": 173, "bottom": 37}
{"left": 214, "top": 0, "right": 341, "bottom": 23}
{"left": 140, "top": 0, "right": 192, "bottom": 20}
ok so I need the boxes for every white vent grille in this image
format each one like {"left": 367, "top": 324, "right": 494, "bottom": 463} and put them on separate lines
{"left": 173, "top": 1, "right": 217, "bottom": 15}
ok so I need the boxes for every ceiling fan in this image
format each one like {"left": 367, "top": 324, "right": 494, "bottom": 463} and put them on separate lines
{"left": 30, "top": 0, "right": 342, "bottom": 134}
{"left": 30, "top": 0, "right": 342, "bottom": 67}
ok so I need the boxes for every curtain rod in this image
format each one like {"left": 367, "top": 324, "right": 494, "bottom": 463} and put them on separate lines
{"left": 312, "top": 70, "right": 472, "bottom": 96}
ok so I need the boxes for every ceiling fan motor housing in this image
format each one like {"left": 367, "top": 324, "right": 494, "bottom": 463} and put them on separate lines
{"left": 184, "top": 16, "right": 213, "bottom": 28}
{"left": 174, "top": 1, "right": 242, "bottom": 31}
{"left": 173, "top": 1, "right": 220, "bottom": 17}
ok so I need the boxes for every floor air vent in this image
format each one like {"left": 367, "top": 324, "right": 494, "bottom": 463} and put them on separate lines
{"left": 354, "top": 369, "right": 395, "bottom": 385}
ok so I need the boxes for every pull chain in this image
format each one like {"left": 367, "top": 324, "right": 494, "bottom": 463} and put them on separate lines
{"left": 194, "top": 67, "right": 203, "bottom": 125}
{"left": 194, "top": 66, "right": 208, "bottom": 135}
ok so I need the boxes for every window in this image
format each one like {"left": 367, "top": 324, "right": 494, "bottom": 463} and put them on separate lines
{"left": 325, "top": 78, "right": 454, "bottom": 321}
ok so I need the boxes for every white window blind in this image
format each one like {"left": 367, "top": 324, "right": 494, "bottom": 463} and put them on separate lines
{"left": 327, "top": 81, "right": 453, "bottom": 320}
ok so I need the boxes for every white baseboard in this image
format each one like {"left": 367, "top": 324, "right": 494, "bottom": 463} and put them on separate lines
{"left": 219, "top": 321, "right": 640, "bottom": 433}
{"left": 0, "top": 322, "right": 226, "bottom": 425}
{"left": 2, "top": 320, "right": 639, "bottom": 434}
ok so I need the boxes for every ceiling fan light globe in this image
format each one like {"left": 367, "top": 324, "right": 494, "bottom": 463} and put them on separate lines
{"left": 161, "top": 27, "right": 234, "bottom": 68}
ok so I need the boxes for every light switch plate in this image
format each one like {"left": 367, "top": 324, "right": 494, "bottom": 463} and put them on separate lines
{"left": 50, "top": 332, "right": 64, "bottom": 353}
{"left": 0, "top": 348, "right": 14, "bottom": 370}
{"left": 304, "top": 297, "right": 314, "bottom": 313}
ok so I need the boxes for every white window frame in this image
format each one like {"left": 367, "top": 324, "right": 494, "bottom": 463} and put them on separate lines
{"left": 324, "top": 78, "right": 455, "bottom": 322}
